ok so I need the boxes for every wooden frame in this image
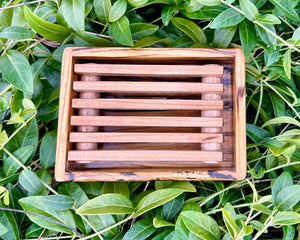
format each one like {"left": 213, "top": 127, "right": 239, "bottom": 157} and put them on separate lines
{"left": 55, "top": 47, "right": 246, "bottom": 181}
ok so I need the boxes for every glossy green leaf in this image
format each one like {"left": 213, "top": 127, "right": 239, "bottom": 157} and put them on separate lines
{"left": 240, "top": 0, "right": 258, "bottom": 21}
{"left": 283, "top": 225, "right": 295, "bottom": 240}
{"left": 102, "top": 182, "right": 130, "bottom": 198}
{"left": 210, "top": 8, "right": 244, "bottom": 28}
{"left": 40, "top": 130, "right": 57, "bottom": 169}
{"left": 239, "top": 20, "right": 256, "bottom": 56}
{"left": 269, "top": 91, "right": 285, "bottom": 117}
{"left": 94, "top": 0, "right": 111, "bottom": 23}
{"left": 19, "top": 170, "right": 45, "bottom": 196}
{"left": 255, "top": 23, "right": 277, "bottom": 49}
{"left": 123, "top": 219, "right": 157, "bottom": 240}
{"left": 171, "top": 17, "right": 206, "bottom": 43}
{"left": 258, "top": 14, "right": 281, "bottom": 24}
{"left": 153, "top": 217, "right": 174, "bottom": 228}
{"left": 275, "top": 185, "right": 300, "bottom": 211}
{"left": 162, "top": 6, "right": 177, "bottom": 26}
{"left": 3, "top": 145, "right": 35, "bottom": 176}
{"left": 88, "top": 215, "right": 118, "bottom": 238}
{"left": 76, "top": 193, "right": 134, "bottom": 215}
{"left": 251, "top": 204, "right": 272, "bottom": 215}
{"left": 269, "top": 0, "right": 299, "bottom": 21}
{"left": 272, "top": 172, "right": 293, "bottom": 202}
{"left": 197, "top": 0, "right": 221, "bottom": 6}
{"left": 58, "top": 182, "right": 88, "bottom": 208}
{"left": 0, "top": 26, "right": 35, "bottom": 40}
{"left": 25, "top": 224, "right": 44, "bottom": 238}
{"left": 213, "top": 25, "right": 237, "bottom": 48}
{"left": 167, "top": 181, "right": 197, "bottom": 192}
{"left": 283, "top": 49, "right": 291, "bottom": 79}
{"left": 292, "top": 26, "right": 300, "bottom": 45}
{"left": 0, "top": 50, "right": 33, "bottom": 94}
{"left": 0, "top": 203, "right": 19, "bottom": 240}
{"left": 24, "top": 7, "right": 71, "bottom": 41}
{"left": 222, "top": 208, "right": 239, "bottom": 239}
{"left": 19, "top": 197, "right": 76, "bottom": 234}
{"left": 262, "top": 116, "right": 300, "bottom": 128}
{"left": 274, "top": 212, "right": 300, "bottom": 225}
{"left": 181, "top": 211, "right": 220, "bottom": 240}
{"left": 109, "top": 0, "right": 127, "bottom": 22}
{"left": 61, "top": 0, "right": 85, "bottom": 34}
{"left": 130, "top": 23, "right": 159, "bottom": 40}
{"left": 163, "top": 194, "right": 184, "bottom": 221}
{"left": 133, "top": 37, "right": 171, "bottom": 48}
{"left": 73, "top": 32, "right": 114, "bottom": 47}
{"left": 110, "top": 16, "right": 134, "bottom": 46}
{"left": 128, "top": 0, "right": 149, "bottom": 7}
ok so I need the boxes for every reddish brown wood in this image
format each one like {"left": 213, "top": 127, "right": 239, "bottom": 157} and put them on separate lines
{"left": 70, "top": 116, "right": 223, "bottom": 127}
{"left": 75, "top": 64, "right": 224, "bottom": 77}
{"left": 73, "top": 81, "right": 223, "bottom": 93}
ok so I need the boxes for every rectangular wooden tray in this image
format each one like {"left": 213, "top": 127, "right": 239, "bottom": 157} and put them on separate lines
{"left": 55, "top": 47, "right": 246, "bottom": 181}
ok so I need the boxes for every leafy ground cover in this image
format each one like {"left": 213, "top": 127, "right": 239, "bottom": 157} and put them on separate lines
{"left": 0, "top": 0, "right": 299, "bottom": 239}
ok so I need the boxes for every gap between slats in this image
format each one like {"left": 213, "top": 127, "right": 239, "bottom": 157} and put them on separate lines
{"left": 68, "top": 150, "right": 222, "bottom": 162}
{"left": 69, "top": 132, "right": 224, "bottom": 143}
{"left": 73, "top": 81, "right": 224, "bottom": 93}
{"left": 74, "top": 64, "right": 224, "bottom": 77}
{"left": 72, "top": 99, "right": 223, "bottom": 110}
{"left": 70, "top": 116, "right": 223, "bottom": 127}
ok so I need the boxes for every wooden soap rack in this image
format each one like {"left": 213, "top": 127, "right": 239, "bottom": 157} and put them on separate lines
{"left": 55, "top": 47, "right": 246, "bottom": 181}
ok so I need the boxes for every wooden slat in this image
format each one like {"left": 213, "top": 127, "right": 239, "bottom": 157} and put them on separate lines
{"left": 72, "top": 99, "right": 223, "bottom": 110}
{"left": 70, "top": 116, "right": 223, "bottom": 127}
{"left": 69, "top": 132, "right": 224, "bottom": 143}
{"left": 68, "top": 150, "right": 222, "bottom": 162}
{"left": 73, "top": 81, "right": 223, "bottom": 93}
{"left": 74, "top": 64, "right": 224, "bottom": 77}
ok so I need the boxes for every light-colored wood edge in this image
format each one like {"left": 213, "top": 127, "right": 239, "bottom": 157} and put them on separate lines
{"left": 233, "top": 49, "right": 246, "bottom": 180}
{"left": 64, "top": 169, "right": 237, "bottom": 181}
{"left": 55, "top": 48, "right": 74, "bottom": 181}
{"left": 72, "top": 99, "right": 223, "bottom": 110}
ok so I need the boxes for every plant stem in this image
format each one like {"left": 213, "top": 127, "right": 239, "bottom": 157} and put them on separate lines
{"left": 0, "top": 0, "right": 45, "bottom": 11}
{"left": 252, "top": 215, "right": 274, "bottom": 240}
{"left": 3, "top": 148, "right": 28, "bottom": 170}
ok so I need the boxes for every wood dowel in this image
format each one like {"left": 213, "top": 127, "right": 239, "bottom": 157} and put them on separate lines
{"left": 72, "top": 99, "right": 223, "bottom": 110}
{"left": 76, "top": 74, "right": 100, "bottom": 150}
{"left": 73, "top": 81, "right": 223, "bottom": 93}
{"left": 68, "top": 150, "right": 223, "bottom": 162}
{"left": 69, "top": 132, "right": 224, "bottom": 143}
{"left": 201, "top": 74, "right": 223, "bottom": 152}
{"left": 74, "top": 64, "right": 224, "bottom": 77}
{"left": 70, "top": 116, "right": 223, "bottom": 127}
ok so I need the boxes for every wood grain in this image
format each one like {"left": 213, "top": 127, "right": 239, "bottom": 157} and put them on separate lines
{"left": 75, "top": 64, "right": 224, "bottom": 77}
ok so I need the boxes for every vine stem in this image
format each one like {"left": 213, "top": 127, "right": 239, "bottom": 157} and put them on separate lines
{"left": 220, "top": 0, "right": 300, "bottom": 53}
{"left": 0, "top": 0, "right": 45, "bottom": 11}
{"left": 252, "top": 215, "right": 274, "bottom": 240}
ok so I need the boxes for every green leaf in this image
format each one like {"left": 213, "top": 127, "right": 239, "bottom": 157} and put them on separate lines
{"left": 162, "top": 6, "right": 177, "bottom": 26}
{"left": 94, "top": 0, "right": 111, "bottom": 24}
{"left": 123, "top": 219, "right": 157, "bottom": 240}
{"left": 26, "top": 195, "right": 74, "bottom": 211}
{"left": 110, "top": 16, "right": 134, "bottom": 46}
{"left": 73, "top": 32, "right": 114, "bottom": 47}
{"left": 213, "top": 25, "right": 237, "bottom": 48}
{"left": 3, "top": 146, "right": 35, "bottom": 176}
{"left": 25, "top": 224, "right": 44, "bottom": 238}
{"left": 240, "top": 0, "right": 259, "bottom": 21}
{"left": 283, "top": 225, "right": 295, "bottom": 240}
{"left": 40, "top": 130, "right": 57, "bottom": 169}
{"left": 0, "top": 223, "right": 8, "bottom": 235}
{"left": 133, "top": 37, "right": 171, "bottom": 48}
{"left": 153, "top": 217, "right": 174, "bottom": 228}
{"left": 167, "top": 181, "right": 197, "bottom": 192}
{"left": 171, "top": 17, "right": 206, "bottom": 43}
{"left": 130, "top": 23, "right": 159, "bottom": 40}
{"left": 269, "top": 91, "right": 285, "bottom": 117}
{"left": 239, "top": 20, "right": 256, "bottom": 56}
{"left": 109, "top": 0, "right": 127, "bottom": 22}
{"left": 88, "top": 215, "right": 118, "bottom": 238}
{"left": 181, "top": 211, "right": 220, "bottom": 240}
{"left": 255, "top": 23, "right": 277, "bottom": 49}
{"left": 19, "top": 197, "right": 76, "bottom": 235}
{"left": 163, "top": 194, "right": 184, "bottom": 221}
{"left": 262, "top": 116, "right": 300, "bottom": 129}
{"left": 197, "top": 0, "right": 221, "bottom": 6}
{"left": 222, "top": 208, "right": 239, "bottom": 239}
{"left": 128, "top": 0, "right": 149, "bottom": 7}
{"left": 269, "top": 0, "right": 299, "bottom": 21}
{"left": 272, "top": 172, "right": 293, "bottom": 202}
{"left": 0, "top": 26, "right": 35, "bottom": 40}
{"left": 102, "top": 182, "right": 130, "bottom": 198}
{"left": 0, "top": 50, "right": 33, "bottom": 94}
{"left": 58, "top": 182, "right": 88, "bottom": 208}
{"left": 292, "top": 26, "right": 300, "bottom": 45}
{"left": 24, "top": 6, "right": 71, "bottom": 41}
{"left": 274, "top": 212, "right": 300, "bottom": 225}
{"left": 258, "top": 14, "right": 281, "bottom": 24}
{"left": 19, "top": 170, "right": 45, "bottom": 196}
{"left": 210, "top": 8, "right": 244, "bottom": 28}
{"left": 76, "top": 193, "right": 134, "bottom": 215}
{"left": 0, "top": 204, "right": 20, "bottom": 240}
{"left": 135, "top": 188, "right": 184, "bottom": 217}
{"left": 251, "top": 204, "right": 272, "bottom": 215}
{"left": 275, "top": 185, "right": 300, "bottom": 211}
{"left": 61, "top": 0, "right": 85, "bottom": 34}
{"left": 283, "top": 49, "right": 291, "bottom": 80}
